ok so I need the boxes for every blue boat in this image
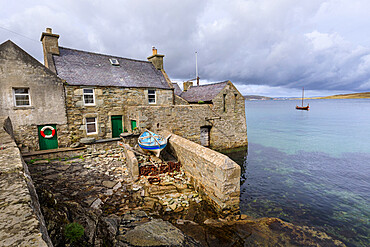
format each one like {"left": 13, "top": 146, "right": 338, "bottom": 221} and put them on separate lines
{"left": 138, "top": 130, "right": 167, "bottom": 157}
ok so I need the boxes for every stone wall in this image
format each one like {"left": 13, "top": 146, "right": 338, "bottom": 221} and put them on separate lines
{"left": 0, "top": 117, "right": 53, "bottom": 246}
{"left": 162, "top": 130, "right": 240, "bottom": 215}
{"left": 0, "top": 41, "right": 70, "bottom": 151}
{"left": 14, "top": 124, "right": 70, "bottom": 152}
{"left": 125, "top": 104, "right": 247, "bottom": 150}
{"left": 208, "top": 81, "right": 248, "bottom": 149}
{"left": 65, "top": 85, "right": 173, "bottom": 142}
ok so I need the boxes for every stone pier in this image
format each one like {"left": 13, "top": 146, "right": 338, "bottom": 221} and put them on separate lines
{"left": 161, "top": 130, "right": 241, "bottom": 215}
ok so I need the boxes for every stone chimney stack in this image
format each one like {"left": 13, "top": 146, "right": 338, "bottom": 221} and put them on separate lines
{"left": 40, "top": 28, "right": 59, "bottom": 68}
{"left": 147, "top": 46, "right": 164, "bottom": 70}
{"left": 183, "top": 81, "right": 193, "bottom": 92}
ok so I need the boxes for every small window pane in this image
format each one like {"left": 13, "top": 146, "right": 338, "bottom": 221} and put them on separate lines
{"left": 14, "top": 88, "right": 30, "bottom": 106}
{"left": 86, "top": 117, "right": 95, "bottom": 123}
{"left": 83, "top": 88, "right": 95, "bottom": 105}
{"left": 86, "top": 117, "right": 97, "bottom": 134}
{"left": 14, "top": 88, "right": 28, "bottom": 94}
{"left": 87, "top": 123, "right": 96, "bottom": 133}
{"left": 148, "top": 90, "right": 156, "bottom": 104}
{"left": 84, "top": 95, "right": 94, "bottom": 104}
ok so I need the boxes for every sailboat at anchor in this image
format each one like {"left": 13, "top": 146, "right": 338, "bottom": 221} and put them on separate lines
{"left": 296, "top": 87, "right": 309, "bottom": 111}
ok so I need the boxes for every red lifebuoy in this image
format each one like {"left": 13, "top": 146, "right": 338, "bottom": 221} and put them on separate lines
{"left": 40, "top": 126, "right": 56, "bottom": 139}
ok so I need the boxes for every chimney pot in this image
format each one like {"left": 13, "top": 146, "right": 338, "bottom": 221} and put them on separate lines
{"left": 46, "top": 28, "right": 52, "bottom": 33}
{"left": 152, "top": 46, "right": 157, "bottom": 55}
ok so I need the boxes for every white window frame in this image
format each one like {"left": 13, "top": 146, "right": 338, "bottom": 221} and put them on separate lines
{"left": 83, "top": 88, "right": 95, "bottom": 106}
{"left": 85, "top": 117, "right": 98, "bottom": 135}
{"left": 148, "top": 89, "right": 156, "bottom": 104}
{"left": 109, "top": 58, "right": 120, "bottom": 66}
{"left": 13, "top": 88, "right": 31, "bottom": 107}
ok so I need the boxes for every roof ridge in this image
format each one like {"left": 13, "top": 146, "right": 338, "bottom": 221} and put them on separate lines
{"left": 59, "top": 46, "right": 152, "bottom": 64}
{"left": 189, "top": 81, "right": 228, "bottom": 87}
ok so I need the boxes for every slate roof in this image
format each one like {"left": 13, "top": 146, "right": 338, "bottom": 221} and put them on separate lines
{"left": 180, "top": 81, "right": 228, "bottom": 103}
{"left": 52, "top": 47, "right": 170, "bottom": 89}
{"left": 172, "top": 83, "right": 182, "bottom": 96}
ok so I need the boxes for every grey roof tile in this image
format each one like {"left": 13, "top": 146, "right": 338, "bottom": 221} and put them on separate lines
{"left": 172, "top": 82, "right": 182, "bottom": 96}
{"left": 52, "top": 47, "right": 170, "bottom": 89}
{"left": 180, "top": 81, "right": 228, "bottom": 103}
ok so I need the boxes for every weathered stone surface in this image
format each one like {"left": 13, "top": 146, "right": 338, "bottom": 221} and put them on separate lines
{"left": 122, "top": 219, "right": 185, "bottom": 246}
{"left": 0, "top": 41, "right": 70, "bottom": 152}
{"left": 80, "top": 137, "right": 96, "bottom": 144}
{"left": 161, "top": 131, "right": 240, "bottom": 215}
{"left": 0, "top": 117, "right": 52, "bottom": 247}
{"left": 124, "top": 81, "right": 247, "bottom": 151}
{"left": 65, "top": 85, "right": 173, "bottom": 142}
{"left": 123, "top": 143, "right": 139, "bottom": 180}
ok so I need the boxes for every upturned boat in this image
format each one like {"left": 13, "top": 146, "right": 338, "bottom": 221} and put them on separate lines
{"left": 138, "top": 130, "right": 167, "bottom": 157}
{"left": 296, "top": 87, "right": 309, "bottom": 111}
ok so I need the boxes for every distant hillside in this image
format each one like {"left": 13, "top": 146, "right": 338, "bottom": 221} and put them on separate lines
{"left": 313, "top": 92, "right": 370, "bottom": 99}
{"left": 244, "top": 95, "right": 274, "bottom": 100}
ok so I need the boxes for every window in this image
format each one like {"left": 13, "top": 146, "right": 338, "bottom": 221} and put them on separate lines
{"left": 109, "top": 58, "right": 120, "bottom": 66}
{"left": 234, "top": 93, "right": 238, "bottom": 113}
{"left": 13, "top": 88, "right": 30, "bottom": 106}
{"left": 148, "top": 89, "right": 156, "bottom": 104}
{"left": 83, "top": 88, "right": 95, "bottom": 105}
{"left": 223, "top": 94, "right": 226, "bottom": 112}
{"left": 86, "top": 117, "right": 97, "bottom": 134}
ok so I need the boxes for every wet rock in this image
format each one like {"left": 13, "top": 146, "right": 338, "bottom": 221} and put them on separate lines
{"left": 122, "top": 219, "right": 186, "bottom": 246}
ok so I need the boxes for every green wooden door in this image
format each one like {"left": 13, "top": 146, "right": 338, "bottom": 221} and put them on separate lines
{"left": 111, "top": 115, "right": 123, "bottom": 138}
{"left": 38, "top": 124, "right": 58, "bottom": 150}
{"left": 131, "top": 120, "right": 137, "bottom": 131}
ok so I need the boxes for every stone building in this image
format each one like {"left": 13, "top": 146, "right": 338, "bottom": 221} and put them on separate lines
{"left": 0, "top": 40, "right": 69, "bottom": 152}
{"left": 126, "top": 80, "right": 248, "bottom": 150}
{"left": 40, "top": 28, "right": 247, "bottom": 150}
{"left": 41, "top": 28, "right": 174, "bottom": 142}
{"left": 0, "top": 28, "right": 247, "bottom": 151}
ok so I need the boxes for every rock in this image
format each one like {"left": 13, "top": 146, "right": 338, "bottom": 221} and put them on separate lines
{"left": 122, "top": 219, "right": 185, "bottom": 246}
{"left": 91, "top": 198, "right": 103, "bottom": 209}
{"left": 204, "top": 218, "right": 220, "bottom": 225}
{"left": 240, "top": 214, "right": 249, "bottom": 220}
{"left": 80, "top": 137, "right": 96, "bottom": 144}
{"left": 70, "top": 142, "right": 81, "bottom": 148}
{"left": 169, "top": 203, "right": 177, "bottom": 211}
{"left": 113, "top": 181, "right": 122, "bottom": 191}
{"left": 102, "top": 180, "right": 117, "bottom": 188}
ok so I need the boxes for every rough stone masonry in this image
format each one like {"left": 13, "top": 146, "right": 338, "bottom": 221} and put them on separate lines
{"left": 0, "top": 117, "right": 52, "bottom": 247}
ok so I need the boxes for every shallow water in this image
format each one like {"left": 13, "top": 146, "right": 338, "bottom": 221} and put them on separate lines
{"left": 226, "top": 99, "right": 370, "bottom": 246}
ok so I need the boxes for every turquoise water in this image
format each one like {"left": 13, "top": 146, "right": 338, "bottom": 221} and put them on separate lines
{"left": 226, "top": 99, "right": 370, "bottom": 246}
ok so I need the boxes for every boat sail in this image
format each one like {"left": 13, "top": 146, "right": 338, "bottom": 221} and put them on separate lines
{"left": 296, "top": 87, "right": 309, "bottom": 111}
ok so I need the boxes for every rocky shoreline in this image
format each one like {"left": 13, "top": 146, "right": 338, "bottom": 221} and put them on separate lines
{"left": 26, "top": 146, "right": 345, "bottom": 246}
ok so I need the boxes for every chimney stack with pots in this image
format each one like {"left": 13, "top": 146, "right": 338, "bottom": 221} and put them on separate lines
{"left": 183, "top": 81, "right": 193, "bottom": 92}
{"left": 147, "top": 46, "right": 164, "bottom": 70}
{"left": 40, "top": 28, "right": 60, "bottom": 69}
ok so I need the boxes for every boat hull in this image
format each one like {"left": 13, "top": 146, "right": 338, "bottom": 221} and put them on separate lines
{"left": 296, "top": 106, "right": 309, "bottom": 111}
{"left": 138, "top": 130, "right": 167, "bottom": 157}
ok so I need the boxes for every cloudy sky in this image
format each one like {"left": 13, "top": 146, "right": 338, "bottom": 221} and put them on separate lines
{"left": 1, "top": 0, "right": 370, "bottom": 97}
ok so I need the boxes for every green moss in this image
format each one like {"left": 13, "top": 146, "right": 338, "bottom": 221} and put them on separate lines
{"left": 65, "top": 222, "right": 84, "bottom": 243}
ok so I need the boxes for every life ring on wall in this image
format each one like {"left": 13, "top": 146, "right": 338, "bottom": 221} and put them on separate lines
{"left": 40, "top": 126, "right": 56, "bottom": 139}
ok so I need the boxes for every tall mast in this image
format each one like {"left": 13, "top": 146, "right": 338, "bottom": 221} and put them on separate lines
{"left": 302, "top": 87, "right": 304, "bottom": 107}
{"left": 195, "top": 51, "right": 199, "bottom": 86}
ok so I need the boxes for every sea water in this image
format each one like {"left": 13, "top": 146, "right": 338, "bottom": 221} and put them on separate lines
{"left": 226, "top": 99, "right": 370, "bottom": 246}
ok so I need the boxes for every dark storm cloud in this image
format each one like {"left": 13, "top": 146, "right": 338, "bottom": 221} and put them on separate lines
{"left": 1, "top": 0, "right": 370, "bottom": 96}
